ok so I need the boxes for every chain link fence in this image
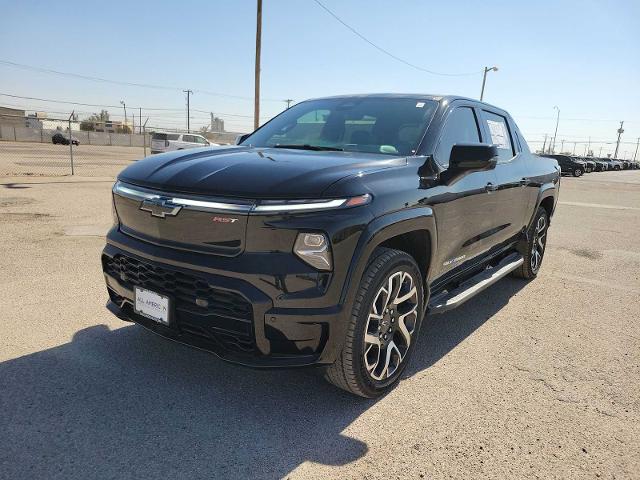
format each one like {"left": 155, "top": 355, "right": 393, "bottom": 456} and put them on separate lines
{"left": 0, "top": 113, "right": 239, "bottom": 177}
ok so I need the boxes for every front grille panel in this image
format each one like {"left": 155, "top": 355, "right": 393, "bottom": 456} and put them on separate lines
{"left": 104, "top": 254, "right": 255, "bottom": 353}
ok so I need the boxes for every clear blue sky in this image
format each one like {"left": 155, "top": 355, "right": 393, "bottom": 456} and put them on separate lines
{"left": 1, "top": 0, "right": 639, "bottom": 156}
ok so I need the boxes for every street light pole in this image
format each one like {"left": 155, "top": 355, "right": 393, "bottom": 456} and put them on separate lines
{"left": 480, "top": 66, "right": 498, "bottom": 101}
{"left": 551, "top": 106, "right": 560, "bottom": 154}
{"left": 254, "top": 0, "right": 262, "bottom": 131}
{"left": 634, "top": 137, "right": 639, "bottom": 161}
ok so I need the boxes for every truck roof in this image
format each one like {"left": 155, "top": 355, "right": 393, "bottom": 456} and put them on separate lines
{"left": 305, "top": 93, "right": 508, "bottom": 114}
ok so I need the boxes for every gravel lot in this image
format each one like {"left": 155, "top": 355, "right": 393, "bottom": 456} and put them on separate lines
{"left": 0, "top": 165, "right": 638, "bottom": 479}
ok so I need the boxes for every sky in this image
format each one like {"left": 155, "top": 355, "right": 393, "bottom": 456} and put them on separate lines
{"left": 1, "top": 0, "right": 639, "bottom": 157}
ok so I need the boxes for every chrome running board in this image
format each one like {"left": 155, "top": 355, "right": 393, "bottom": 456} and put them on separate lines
{"left": 428, "top": 252, "right": 524, "bottom": 314}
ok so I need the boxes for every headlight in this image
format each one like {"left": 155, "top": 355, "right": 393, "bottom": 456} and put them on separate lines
{"left": 294, "top": 233, "right": 332, "bottom": 271}
{"left": 111, "top": 184, "right": 119, "bottom": 226}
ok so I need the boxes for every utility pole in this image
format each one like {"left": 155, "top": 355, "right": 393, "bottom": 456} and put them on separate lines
{"left": 634, "top": 137, "right": 639, "bottom": 161}
{"left": 68, "top": 111, "right": 75, "bottom": 175}
{"left": 183, "top": 89, "right": 193, "bottom": 132}
{"left": 254, "top": 0, "right": 262, "bottom": 131}
{"left": 572, "top": 142, "right": 577, "bottom": 154}
{"left": 284, "top": 99, "right": 294, "bottom": 109}
{"left": 120, "top": 100, "right": 127, "bottom": 128}
{"left": 599, "top": 146, "right": 603, "bottom": 157}
{"left": 551, "top": 106, "right": 560, "bottom": 154}
{"left": 479, "top": 66, "right": 498, "bottom": 101}
{"left": 587, "top": 136, "right": 591, "bottom": 156}
{"left": 614, "top": 121, "right": 624, "bottom": 159}
{"left": 542, "top": 134, "right": 548, "bottom": 154}
{"left": 560, "top": 139, "right": 565, "bottom": 153}
{"left": 139, "top": 107, "right": 142, "bottom": 134}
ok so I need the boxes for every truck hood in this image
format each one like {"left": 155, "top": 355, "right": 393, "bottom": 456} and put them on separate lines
{"left": 118, "top": 146, "right": 405, "bottom": 198}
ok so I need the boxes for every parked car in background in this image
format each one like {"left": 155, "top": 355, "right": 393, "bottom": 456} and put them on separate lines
{"left": 52, "top": 132, "right": 80, "bottom": 146}
{"left": 150, "top": 132, "right": 219, "bottom": 154}
{"left": 591, "top": 159, "right": 608, "bottom": 172}
{"left": 600, "top": 158, "right": 622, "bottom": 170}
{"left": 541, "top": 154, "right": 585, "bottom": 176}
{"left": 617, "top": 159, "right": 631, "bottom": 169}
{"left": 103, "top": 93, "right": 560, "bottom": 397}
{"left": 577, "top": 157, "right": 596, "bottom": 173}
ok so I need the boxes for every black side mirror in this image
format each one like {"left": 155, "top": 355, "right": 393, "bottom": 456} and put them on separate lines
{"left": 235, "top": 133, "right": 251, "bottom": 145}
{"left": 449, "top": 143, "right": 498, "bottom": 171}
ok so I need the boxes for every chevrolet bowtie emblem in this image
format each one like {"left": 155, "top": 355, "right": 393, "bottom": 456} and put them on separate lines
{"left": 140, "top": 198, "right": 182, "bottom": 218}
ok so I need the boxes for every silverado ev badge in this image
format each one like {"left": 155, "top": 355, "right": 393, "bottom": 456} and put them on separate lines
{"left": 139, "top": 198, "right": 182, "bottom": 218}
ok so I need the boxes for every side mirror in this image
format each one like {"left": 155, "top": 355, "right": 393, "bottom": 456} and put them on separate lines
{"left": 235, "top": 133, "right": 251, "bottom": 145}
{"left": 449, "top": 143, "right": 498, "bottom": 171}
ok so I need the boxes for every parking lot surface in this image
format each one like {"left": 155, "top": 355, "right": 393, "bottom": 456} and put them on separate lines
{"left": 0, "top": 141, "right": 145, "bottom": 176}
{"left": 1, "top": 165, "right": 639, "bottom": 479}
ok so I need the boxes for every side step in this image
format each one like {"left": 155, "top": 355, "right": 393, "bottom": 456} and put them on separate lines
{"left": 428, "top": 252, "right": 524, "bottom": 314}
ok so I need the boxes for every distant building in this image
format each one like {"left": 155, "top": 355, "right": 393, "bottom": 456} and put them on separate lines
{"left": 210, "top": 116, "right": 225, "bottom": 132}
{"left": 89, "top": 120, "right": 133, "bottom": 133}
{"left": 26, "top": 112, "right": 80, "bottom": 131}
{"left": 0, "top": 106, "right": 26, "bottom": 127}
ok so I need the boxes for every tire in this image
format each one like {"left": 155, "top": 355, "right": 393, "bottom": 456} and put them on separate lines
{"left": 512, "top": 207, "right": 549, "bottom": 280}
{"left": 573, "top": 167, "right": 583, "bottom": 177}
{"left": 324, "top": 248, "right": 424, "bottom": 398}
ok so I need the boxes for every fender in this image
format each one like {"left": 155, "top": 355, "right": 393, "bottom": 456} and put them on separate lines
{"left": 535, "top": 181, "right": 559, "bottom": 222}
{"left": 518, "top": 180, "right": 558, "bottom": 255}
{"left": 338, "top": 206, "right": 437, "bottom": 309}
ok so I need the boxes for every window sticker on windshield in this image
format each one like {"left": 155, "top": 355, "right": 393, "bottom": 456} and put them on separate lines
{"left": 416, "top": 102, "right": 425, "bottom": 108}
{"left": 486, "top": 119, "right": 510, "bottom": 149}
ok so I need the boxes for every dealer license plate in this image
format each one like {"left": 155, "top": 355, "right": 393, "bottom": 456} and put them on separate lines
{"left": 134, "top": 287, "right": 170, "bottom": 325}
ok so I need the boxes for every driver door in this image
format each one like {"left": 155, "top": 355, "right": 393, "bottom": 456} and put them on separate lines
{"left": 430, "top": 106, "right": 500, "bottom": 279}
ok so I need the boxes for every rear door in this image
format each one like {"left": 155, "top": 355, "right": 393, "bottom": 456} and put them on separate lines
{"left": 180, "top": 134, "right": 201, "bottom": 150}
{"left": 478, "top": 110, "right": 532, "bottom": 243}
{"left": 430, "top": 105, "right": 500, "bottom": 278}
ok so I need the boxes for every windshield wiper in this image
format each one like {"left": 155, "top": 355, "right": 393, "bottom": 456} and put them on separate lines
{"left": 272, "top": 144, "right": 343, "bottom": 152}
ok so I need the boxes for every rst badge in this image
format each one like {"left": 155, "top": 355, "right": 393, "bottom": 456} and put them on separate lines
{"left": 211, "top": 216, "right": 238, "bottom": 223}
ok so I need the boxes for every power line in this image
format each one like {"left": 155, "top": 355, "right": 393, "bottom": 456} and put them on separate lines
{"left": 0, "top": 92, "right": 270, "bottom": 119}
{"left": 312, "top": 0, "right": 482, "bottom": 77}
{"left": 0, "top": 59, "right": 282, "bottom": 102}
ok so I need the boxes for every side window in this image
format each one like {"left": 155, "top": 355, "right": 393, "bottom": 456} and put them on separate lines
{"left": 514, "top": 128, "right": 531, "bottom": 154}
{"left": 434, "top": 107, "right": 481, "bottom": 167}
{"left": 195, "top": 136, "right": 208, "bottom": 144}
{"left": 182, "top": 134, "right": 196, "bottom": 143}
{"left": 480, "top": 111, "right": 514, "bottom": 162}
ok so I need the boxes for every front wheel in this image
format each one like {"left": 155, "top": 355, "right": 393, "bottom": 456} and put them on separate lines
{"left": 324, "top": 248, "right": 424, "bottom": 398}
{"left": 573, "top": 167, "right": 583, "bottom": 177}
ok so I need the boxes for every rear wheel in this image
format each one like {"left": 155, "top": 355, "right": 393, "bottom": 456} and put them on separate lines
{"left": 513, "top": 207, "right": 549, "bottom": 280}
{"left": 324, "top": 248, "right": 424, "bottom": 398}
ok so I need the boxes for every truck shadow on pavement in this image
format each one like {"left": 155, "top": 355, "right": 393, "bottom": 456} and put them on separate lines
{"left": 0, "top": 279, "right": 526, "bottom": 480}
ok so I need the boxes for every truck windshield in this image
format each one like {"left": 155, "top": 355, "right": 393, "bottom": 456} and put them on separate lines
{"left": 242, "top": 97, "right": 437, "bottom": 156}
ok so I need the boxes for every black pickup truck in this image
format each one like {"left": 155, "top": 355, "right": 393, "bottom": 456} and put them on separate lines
{"left": 102, "top": 94, "right": 560, "bottom": 397}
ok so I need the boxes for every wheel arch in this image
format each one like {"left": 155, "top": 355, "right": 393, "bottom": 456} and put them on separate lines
{"left": 339, "top": 207, "right": 436, "bottom": 309}
{"left": 534, "top": 182, "right": 558, "bottom": 225}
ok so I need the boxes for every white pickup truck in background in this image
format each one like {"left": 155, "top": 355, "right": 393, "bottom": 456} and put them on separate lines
{"left": 151, "top": 132, "right": 219, "bottom": 154}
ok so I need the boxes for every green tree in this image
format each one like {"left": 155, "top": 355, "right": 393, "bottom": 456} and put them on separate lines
{"left": 80, "top": 110, "right": 110, "bottom": 131}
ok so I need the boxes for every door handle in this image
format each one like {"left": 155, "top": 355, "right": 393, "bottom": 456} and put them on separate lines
{"left": 485, "top": 182, "right": 498, "bottom": 193}
{"left": 519, "top": 177, "right": 529, "bottom": 187}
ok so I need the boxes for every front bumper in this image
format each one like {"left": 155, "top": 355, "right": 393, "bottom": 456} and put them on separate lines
{"left": 102, "top": 235, "right": 348, "bottom": 368}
